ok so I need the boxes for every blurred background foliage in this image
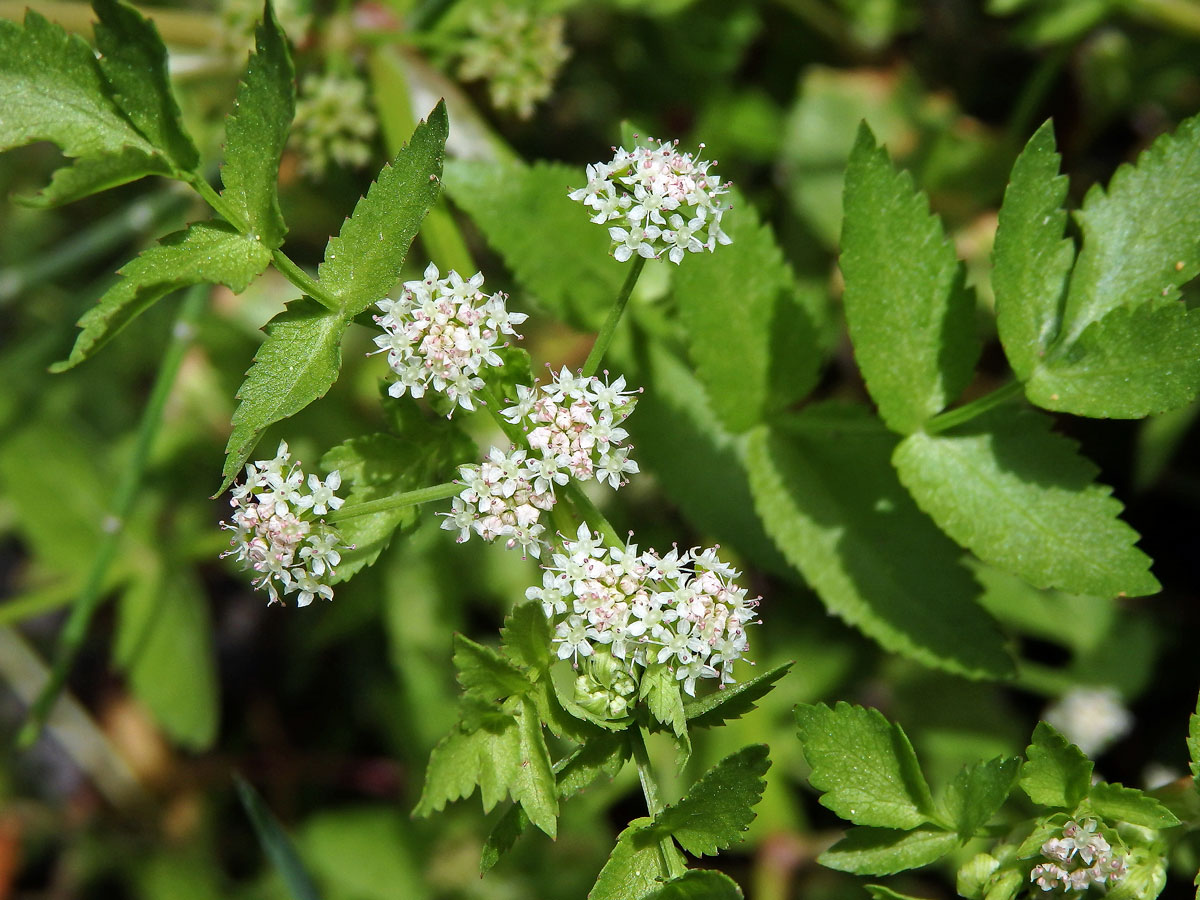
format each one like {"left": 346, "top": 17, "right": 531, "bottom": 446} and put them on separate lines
{"left": 1, "top": 0, "right": 1200, "bottom": 897}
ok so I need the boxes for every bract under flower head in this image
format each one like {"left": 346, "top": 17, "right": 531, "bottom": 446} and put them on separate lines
{"left": 372, "top": 264, "right": 527, "bottom": 414}
{"left": 568, "top": 137, "right": 732, "bottom": 264}
{"left": 222, "top": 441, "right": 345, "bottom": 607}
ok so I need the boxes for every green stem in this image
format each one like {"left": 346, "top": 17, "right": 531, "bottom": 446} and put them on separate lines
{"left": 478, "top": 383, "right": 530, "bottom": 449}
{"left": 326, "top": 482, "right": 460, "bottom": 522}
{"left": 1005, "top": 45, "right": 1070, "bottom": 144}
{"left": 0, "top": 584, "right": 76, "bottom": 629}
{"left": 562, "top": 482, "right": 622, "bottom": 547}
{"left": 18, "top": 284, "right": 209, "bottom": 748}
{"left": 581, "top": 257, "right": 646, "bottom": 379}
{"left": 631, "top": 725, "right": 688, "bottom": 880}
{"left": 923, "top": 381, "right": 1024, "bottom": 435}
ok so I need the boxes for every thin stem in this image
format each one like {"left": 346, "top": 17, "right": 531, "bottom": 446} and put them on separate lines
{"left": 1005, "top": 45, "right": 1070, "bottom": 144}
{"left": 269, "top": 250, "right": 339, "bottom": 312}
{"left": 923, "top": 381, "right": 1024, "bottom": 435}
{"left": 0, "top": 584, "right": 76, "bottom": 629}
{"left": 561, "top": 482, "right": 621, "bottom": 547}
{"left": 477, "top": 383, "right": 530, "bottom": 449}
{"left": 631, "top": 726, "right": 688, "bottom": 880}
{"left": 18, "top": 285, "right": 209, "bottom": 748}
{"left": 326, "top": 482, "right": 460, "bottom": 522}
{"left": 581, "top": 257, "right": 646, "bottom": 379}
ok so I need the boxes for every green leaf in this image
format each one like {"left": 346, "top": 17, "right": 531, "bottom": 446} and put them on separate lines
{"left": 674, "top": 192, "right": 823, "bottom": 432}
{"left": 53, "top": 221, "right": 271, "bottom": 372}
{"left": 221, "top": 298, "right": 346, "bottom": 491}
{"left": 652, "top": 745, "right": 770, "bottom": 857}
{"left": 1087, "top": 782, "right": 1180, "bottom": 828}
{"left": 893, "top": 405, "right": 1159, "bottom": 598}
{"left": 640, "top": 663, "right": 686, "bottom": 737}
{"left": 745, "top": 406, "right": 1012, "bottom": 679}
{"left": 511, "top": 696, "right": 558, "bottom": 838}
{"left": 1020, "top": 721, "right": 1093, "bottom": 808}
{"left": 481, "top": 805, "right": 527, "bottom": 876}
{"left": 1025, "top": 299, "right": 1200, "bottom": 418}
{"left": 819, "top": 826, "right": 959, "bottom": 876}
{"left": 116, "top": 568, "right": 218, "bottom": 750}
{"left": 1189, "top": 692, "right": 1200, "bottom": 791}
{"left": 318, "top": 102, "right": 448, "bottom": 317}
{"left": 938, "top": 757, "right": 1020, "bottom": 838}
{"left": 1059, "top": 112, "right": 1200, "bottom": 347}
{"left": 866, "top": 886, "right": 934, "bottom": 900}
{"left": 501, "top": 601, "right": 554, "bottom": 675}
{"left": 453, "top": 634, "right": 530, "bottom": 702}
{"left": 683, "top": 661, "right": 792, "bottom": 728}
{"left": 642, "top": 871, "right": 744, "bottom": 900}
{"left": 796, "top": 702, "right": 938, "bottom": 830}
{"left": 413, "top": 712, "right": 521, "bottom": 817}
{"left": 219, "top": 0, "right": 294, "bottom": 249}
{"left": 92, "top": 0, "right": 199, "bottom": 172}
{"left": 444, "top": 158, "right": 625, "bottom": 328}
{"left": 234, "top": 774, "right": 321, "bottom": 900}
{"left": 16, "top": 145, "right": 170, "bottom": 208}
{"left": 588, "top": 818, "right": 665, "bottom": 900}
{"left": 0, "top": 11, "right": 167, "bottom": 201}
{"left": 840, "top": 123, "right": 979, "bottom": 434}
{"left": 992, "top": 119, "right": 1074, "bottom": 381}
{"left": 300, "top": 809, "right": 428, "bottom": 900}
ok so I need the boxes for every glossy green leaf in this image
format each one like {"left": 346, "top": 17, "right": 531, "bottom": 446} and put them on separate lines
{"left": 1025, "top": 299, "right": 1200, "bottom": 418}
{"left": 745, "top": 406, "right": 1012, "bottom": 679}
{"left": 0, "top": 11, "right": 167, "bottom": 201}
{"left": 992, "top": 120, "right": 1074, "bottom": 381}
{"left": 453, "top": 634, "right": 530, "bottom": 702}
{"left": 588, "top": 818, "right": 665, "bottom": 900}
{"left": 53, "top": 222, "right": 271, "bottom": 372}
{"left": 116, "top": 567, "right": 218, "bottom": 750}
{"left": 642, "top": 871, "right": 744, "bottom": 900}
{"left": 652, "top": 745, "right": 770, "bottom": 857}
{"left": 219, "top": 0, "right": 293, "bottom": 249}
{"left": 92, "top": 0, "right": 198, "bottom": 172}
{"left": 221, "top": 298, "right": 347, "bottom": 491}
{"left": 893, "top": 405, "right": 1158, "bottom": 597}
{"left": 1020, "top": 721, "right": 1093, "bottom": 808}
{"left": 796, "top": 702, "right": 938, "bottom": 829}
{"left": 674, "top": 192, "right": 823, "bottom": 432}
{"left": 235, "top": 775, "right": 321, "bottom": 900}
{"left": 1087, "top": 782, "right": 1179, "bottom": 828}
{"left": 938, "top": 757, "right": 1020, "bottom": 838}
{"left": 444, "top": 158, "right": 625, "bottom": 328}
{"left": 511, "top": 697, "right": 558, "bottom": 838}
{"left": 640, "top": 662, "right": 686, "bottom": 737}
{"left": 840, "top": 124, "right": 979, "bottom": 434}
{"left": 683, "top": 661, "right": 792, "bottom": 728}
{"left": 501, "top": 601, "right": 553, "bottom": 674}
{"left": 1060, "top": 112, "right": 1200, "bottom": 347}
{"left": 318, "top": 101, "right": 447, "bottom": 317}
{"left": 820, "top": 827, "right": 959, "bottom": 876}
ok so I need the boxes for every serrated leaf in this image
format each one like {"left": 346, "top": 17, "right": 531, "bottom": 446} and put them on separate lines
{"left": 588, "top": 818, "right": 666, "bottom": 900}
{"left": 318, "top": 102, "right": 448, "bottom": 317}
{"left": 53, "top": 221, "right": 271, "bottom": 371}
{"left": 674, "top": 191, "right": 823, "bottom": 432}
{"left": 1189, "top": 692, "right": 1200, "bottom": 790}
{"left": 501, "top": 601, "right": 553, "bottom": 674}
{"left": 16, "top": 145, "right": 170, "bottom": 208}
{"left": 92, "top": 0, "right": 198, "bottom": 172}
{"left": 992, "top": 119, "right": 1074, "bottom": 381}
{"left": 652, "top": 745, "right": 769, "bottom": 857}
{"left": 796, "top": 702, "right": 938, "bottom": 830}
{"left": 893, "top": 405, "right": 1158, "bottom": 598}
{"left": 511, "top": 697, "right": 558, "bottom": 838}
{"left": 444, "top": 158, "right": 625, "bottom": 328}
{"left": 453, "top": 634, "right": 530, "bottom": 702}
{"left": 939, "top": 757, "right": 1020, "bottom": 838}
{"left": 745, "top": 407, "right": 1012, "bottom": 679}
{"left": 219, "top": 0, "right": 293, "bottom": 249}
{"left": 0, "top": 11, "right": 166, "bottom": 199}
{"left": 1060, "top": 112, "right": 1200, "bottom": 347}
{"left": 413, "top": 712, "right": 519, "bottom": 817}
{"left": 116, "top": 567, "right": 218, "bottom": 749}
{"left": 683, "top": 661, "right": 792, "bottom": 728}
{"left": 865, "top": 886, "right": 933, "bottom": 900}
{"left": 642, "top": 871, "right": 744, "bottom": 900}
{"left": 819, "top": 826, "right": 959, "bottom": 876}
{"left": 1020, "top": 721, "right": 1093, "bottom": 808}
{"left": 1087, "top": 782, "right": 1180, "bottom": 829}
{"left": 1025, "top": 299, "right": 1200, "bottom": 418}
{"left": 481, "top": 804, "right": 526, "bottom": 876}
{"left": 840, "top": 124, "right": 979, "bottom": 434}
{"left": 640, "top": 663, "right": 686, "bottom": 737}
{"left": 221, "top": 298, "right": 346, "bottom": 491}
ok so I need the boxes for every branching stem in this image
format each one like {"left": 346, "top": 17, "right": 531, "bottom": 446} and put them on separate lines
{"left": 326, "top": 482, "right": 461, "bottom": 522}
{"left": 631, "top": 725, "right": 688, "bottom": 879}
{"left": 581, "top": 256, "right": 646, "bottom": 379}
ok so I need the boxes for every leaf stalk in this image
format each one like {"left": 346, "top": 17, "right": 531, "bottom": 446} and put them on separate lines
{"left": 581, "top": 256, "right": 646, "bottom": 379}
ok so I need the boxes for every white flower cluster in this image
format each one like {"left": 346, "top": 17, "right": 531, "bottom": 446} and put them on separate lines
{"left": 1030, "top": 819, "right": 1126, "bottom": 893}
{"left": 222, "top": 442, "right": 345, "bottom": 607}
{"left": 372, "top": 265, "right": 527, "bottom": 414}
{"left": 528, "top": 526, "right": 760, "bottom": 698}
{"left": 291, "top": 72, "right": 377, "bottom": 175}
{"left": 456, "top": 5, "right": 570, "bottom": 119}
{"left": 441, "top": 370, "right": 640, "bottom": 558}
{"left": 568, "top": 137, "right": 732, "bottom": 264}
{"left": 1044, "top": 687, "right": 1133, "bottom": 757}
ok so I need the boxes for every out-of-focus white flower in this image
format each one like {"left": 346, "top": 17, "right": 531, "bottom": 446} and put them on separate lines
{"left": 1044, "top": 686, "right": 1133, "bottom": 757}
{"left": 222, "top": 441, "right": 345, "bottom": 607}
{"left": 372, "top": 265, "right": 526, "bottom": 415}
{"left": 456, "top": 5, "right": 570, "bottom": 119}
{"left": 291, "top": 71, "right": 377, "bottom": 176}
{"left": 569, "top": 138, "right": 732, "bottom": 264}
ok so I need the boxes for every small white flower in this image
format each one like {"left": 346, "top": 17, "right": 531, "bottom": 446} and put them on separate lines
{"left": 1044, "top": 687, "right": 1133, "bottom": 757}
